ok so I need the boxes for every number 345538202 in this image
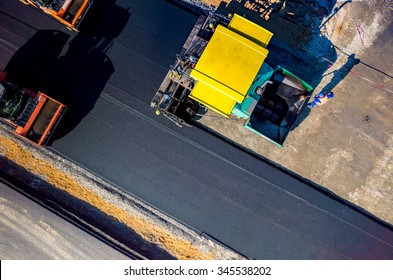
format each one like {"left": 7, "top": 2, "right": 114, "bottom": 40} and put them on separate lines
{"left": 217, "top": 266, "right": 271, "bottom": 276}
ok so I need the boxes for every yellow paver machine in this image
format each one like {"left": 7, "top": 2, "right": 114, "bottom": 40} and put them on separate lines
{"left": 151, "top": 13, "right": 313, "bottom": 146}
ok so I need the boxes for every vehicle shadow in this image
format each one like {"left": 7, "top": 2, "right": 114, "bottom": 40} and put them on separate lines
{"left": 53, "top": 0, "right": 131, "bottom": 140}
{"left": 4, "top": 0, "right": 131, "bottom": 143}
{"left": 3, "top": 30, "right": 70, "bottom": 92}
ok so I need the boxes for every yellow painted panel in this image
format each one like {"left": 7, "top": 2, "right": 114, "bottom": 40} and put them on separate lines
{"left": 191, "top": 25, "right": 268, "bottom": 98}
{"left": 189, "top": 81, "right": 236, "bottom": 117}
{"left": 190, "top": 70, "right": 244, "bottom": 103}
{"left": 228, "top": 14, "right": 273, "bottom": 48}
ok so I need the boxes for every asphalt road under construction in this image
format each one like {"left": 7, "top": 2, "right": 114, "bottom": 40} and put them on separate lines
{"left": 1, "top": 0, "right": 393, "bottom": 259}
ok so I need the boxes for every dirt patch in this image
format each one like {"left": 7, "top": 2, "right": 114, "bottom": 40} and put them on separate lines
{"left": 203, "top": 0, "right": 231, "bottom": 7}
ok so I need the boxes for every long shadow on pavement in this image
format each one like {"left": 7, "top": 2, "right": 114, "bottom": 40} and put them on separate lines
{"left": 4, "top": 0, "right": 131, "bottom": 143}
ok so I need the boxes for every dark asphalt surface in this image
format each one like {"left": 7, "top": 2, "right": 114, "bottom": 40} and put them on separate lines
{"left": 1, "top": 0, "right": 393, "bottom": 259}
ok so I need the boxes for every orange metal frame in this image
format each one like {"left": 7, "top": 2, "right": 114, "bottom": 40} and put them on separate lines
{"left": 14, "top": 92, "right": 66, "bottom": 146}
{"left": 24, "top": 0, "right": 92, "bottom": 31}
{"left": 36, "top": 93, "right": 66, "bottom": 145}
{"left": 1, "top": 70, "right": 66, "bottom": 146}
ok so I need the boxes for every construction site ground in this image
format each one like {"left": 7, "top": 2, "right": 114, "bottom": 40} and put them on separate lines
{"left": 197, "top": 0, "right": 393, "bottom": 225}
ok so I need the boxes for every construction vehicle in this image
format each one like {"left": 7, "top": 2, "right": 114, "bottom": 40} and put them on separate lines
{"left": 20, "top": 0, "right": 93, "bottom": 31}
{"left": 151, "top": 13, "right": 313, "bottom": 147}
{"left": 0, "top": 70, "right": 66, "bottom": 146}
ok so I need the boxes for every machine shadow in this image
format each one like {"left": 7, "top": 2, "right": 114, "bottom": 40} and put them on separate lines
{"left": 54, "top": 0, "right": 131, "bottom": 140}
{"left": 4, "top": 0, "right": 131, "bottom": 143}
